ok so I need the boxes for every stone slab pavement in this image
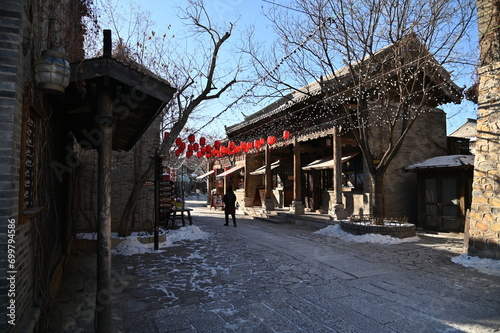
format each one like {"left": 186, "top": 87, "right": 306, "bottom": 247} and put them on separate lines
{"left": 49, "top": 197, "right": 500, "bottom": 332}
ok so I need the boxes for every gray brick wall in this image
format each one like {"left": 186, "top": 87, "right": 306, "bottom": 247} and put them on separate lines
{"left": 74, "top": 117, "right": 160, "bottom": 232}
{"left": 1, "top": 0, "right": 88, "bottom": 331}
{"left": 1, "top": 0, "right": 30, "bottom": 331}
{"left": 382, "top": 107, "right": 448, "bottom": 221}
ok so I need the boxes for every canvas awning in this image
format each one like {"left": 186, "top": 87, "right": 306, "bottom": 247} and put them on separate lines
{"left": 302, "top": 153, "right": 359, "bottom": 170}
{"left": 250, "top": 161, "right": 280, "bottom": 175}
{"left": 216, "top": 165, "right": 244, "bottom": 178}
{"left": 196, "top": 170, "right": 214, "bottom": 179}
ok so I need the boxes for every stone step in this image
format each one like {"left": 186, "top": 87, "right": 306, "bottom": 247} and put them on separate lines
{"left": 253, "top": 215, "right": 290, "bottom": 224}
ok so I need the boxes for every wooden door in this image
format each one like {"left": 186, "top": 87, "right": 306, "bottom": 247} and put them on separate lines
{"left": 423, "top": 177, "right": 461, "bottom": 232}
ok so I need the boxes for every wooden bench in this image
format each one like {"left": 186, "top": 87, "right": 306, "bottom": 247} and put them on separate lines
{"left": 166, "top": 207, "right": 193, "bottom": 229}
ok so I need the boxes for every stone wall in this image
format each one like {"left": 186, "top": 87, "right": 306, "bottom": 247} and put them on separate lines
{"left": 466, "top": 0, "right": 500, "bottom": 259}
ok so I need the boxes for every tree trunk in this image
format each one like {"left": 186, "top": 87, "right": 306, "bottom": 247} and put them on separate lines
{"left": 368, "top": 170, "right": 385, "bottom": 218}
{"left": 118, "top": 160, "right": 154, "bottom": 236}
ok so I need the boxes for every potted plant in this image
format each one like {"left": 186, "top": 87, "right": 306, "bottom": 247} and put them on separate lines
{"left": 174, "top": 197, "right": 184, "bottom": 208}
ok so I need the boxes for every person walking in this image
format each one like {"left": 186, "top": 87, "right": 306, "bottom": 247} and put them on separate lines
{"left": 223, "top": 186, "right": 237, "bottom": 227}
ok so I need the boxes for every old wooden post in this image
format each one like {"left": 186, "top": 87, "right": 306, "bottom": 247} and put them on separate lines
{"left": 290, "top": 138, "right": 304, "bottom": 214}
{"left": 153, "top": 149, "right": 161, "bottom": 250}
{"left": 96, "top": 29, "right": 114, "bottom": 333}
{"left": 263, "top": 143, "right": 274, "bottom": 210}
{"left": 330, "top": 126, "right": 348, "bottom": 219}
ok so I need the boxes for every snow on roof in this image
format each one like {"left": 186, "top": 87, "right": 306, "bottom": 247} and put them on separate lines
{"left": 405, "top": 154, "right": 474, "bottom": 170}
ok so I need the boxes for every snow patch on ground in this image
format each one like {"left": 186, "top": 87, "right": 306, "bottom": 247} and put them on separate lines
{"left": 314, "top": 224, "right": 419, "bottom": 244}
{"left": 315, "top": 224, "right": 500, "bottom": 277}
{"left": 451, "top": 254, "right": 500, "bottom": 277}
{"left": 108, "top": 225, "right": 209, "bottom": 256}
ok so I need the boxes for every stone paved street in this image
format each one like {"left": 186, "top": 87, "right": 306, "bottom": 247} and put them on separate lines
{"left": 49, "top": 198, "right": 500, "bottom": 332}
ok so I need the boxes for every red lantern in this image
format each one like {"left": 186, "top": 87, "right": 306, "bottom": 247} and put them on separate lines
{"left": 175, "top": 137, "right": 182, "bottom": 145}
{"left": 206, "top": 145, "right": 212, "bottom": 153}
{"left": 193, "top": 143, "right": 199, "bottom": 151}
{"left": 188, "top": 144, "right": 194, "bottom": 152}
{"left": 180, "top": 142, "right": 186, "bottom": 151}
{"left": 186, "top": 151, "right": 193, "bottom": 158}
{"left": 199, "top": 137, "right": 206, "bottom": 146}
{"left": 214, "top": 140, "right": 221, "bottom": 149}
{"left": 175, "top": 150, "right": 181, "bottom": 156}
{"left": 228, "top": 141, "right": 235, "bottom": 149}
{"left": 248, "top": 142, "right": 253, "bottom": 149}
{"left": 283, "top": 130, "right": 290, "bottom": 139}
{"left": 205, "top": 153, "right": 211, "bottom": 158}
{"left": 260, "top": 138, "right": 265, "bottom": 145}
{"left": 196, "top": 151, "right": 203, "bottom": 158}
{"left": 163, "top": 132, "right": 169, "bottom": 140}
{"left": 188, "top": 134, "right": 195, "bottom": 143}
{"left": 240, "top": 142, "right": 247, "bottom": 150}
{"left": 267, "top": 136, "right": 276, "bottom": 145}
{"left": 253, "top": 139, "right": 259, "bottom": 148}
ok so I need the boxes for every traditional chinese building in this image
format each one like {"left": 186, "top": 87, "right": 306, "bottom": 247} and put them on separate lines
{"left": 210, "top": 35, "right": 463, "bottom": 225}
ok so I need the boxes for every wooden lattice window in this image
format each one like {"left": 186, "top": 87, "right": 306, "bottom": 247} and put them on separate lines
{"left": 24, "top": 115, "right": 36, "bottom": 206}
{"left": 19, "top": 108, "right": 41, "bottom": 220}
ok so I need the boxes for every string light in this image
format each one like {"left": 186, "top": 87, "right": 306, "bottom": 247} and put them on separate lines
{"left": 178, "top": 35, "right": 461, "bottom": 163}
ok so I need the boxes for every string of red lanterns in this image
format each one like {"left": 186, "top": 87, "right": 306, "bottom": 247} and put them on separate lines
{"left": 166, "top": 131, "right": 292, "bottom": 159}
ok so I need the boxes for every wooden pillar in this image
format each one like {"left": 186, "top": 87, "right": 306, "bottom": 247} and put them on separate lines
{"left": 243, "top": 154, "right": 251, "bottom": 207}
{"left": 153, "top": 150, "right": 161, "bottom": 250}
{"left": 96, "top": 78, "right": 114, "bottom": 333}
{"left": 330, "top": 126, "right": 348, "bottom": 220}
{"left": 290, "top": 138, "right": 304, "bottom": 214}
{"left": 263, "top": 144, "right": 274, "bottom": 210}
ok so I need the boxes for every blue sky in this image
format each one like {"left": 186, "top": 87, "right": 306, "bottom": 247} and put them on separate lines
{"left": 96, "top": 0, "right": 478, "bottom": 136}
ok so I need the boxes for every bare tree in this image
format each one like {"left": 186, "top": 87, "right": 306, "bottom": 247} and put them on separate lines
{"left": 248, "top": 0, "right": 476, "bottom": 217}
{"left": 99, "top": 0, "right": 244, "bottom": 236}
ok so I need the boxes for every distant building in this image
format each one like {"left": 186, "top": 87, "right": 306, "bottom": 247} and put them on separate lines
{"left": 449, "top": 118, "right": 477, "bottom": 154}
{"left": 209, "top": 35, "right": 463, "bottom": 225}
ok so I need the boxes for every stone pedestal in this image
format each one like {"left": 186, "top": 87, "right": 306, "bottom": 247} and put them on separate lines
{"left": 328, "top": 190, "right": 348, "bottom": 220}
{"left": 290, "top": 200, "right": 305, "bottom": 215}
{"left": 329, "top": 203, "right": 348, "bottom": 221}
{"left": 243, "top": 197, "right": 253, "bottom": 207}
{"left": 262, "top": 198, "right": 274, "bottom": 211}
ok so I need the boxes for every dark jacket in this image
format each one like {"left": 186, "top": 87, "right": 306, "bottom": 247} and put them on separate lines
{"left": 223, "top": 191, "right": 236, "bottom": 210}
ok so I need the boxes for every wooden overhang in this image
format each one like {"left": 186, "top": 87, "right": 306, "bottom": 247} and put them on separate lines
{"left": 52, "top": 57, "right": 176, "bottom": 151}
